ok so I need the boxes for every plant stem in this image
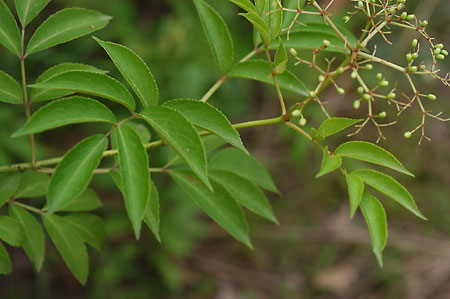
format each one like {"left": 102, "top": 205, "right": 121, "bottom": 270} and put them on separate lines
{"left": 264, "top": 47, "right": 287, "bottom": 115}
{"left": 0, "top": 116, "right": 286, "bottom": 173}
{"left": 20, "top": 27, "right": 36, "bottom": 166}
{"left": 9, "top": 200, "right": 44, "bottom": 215}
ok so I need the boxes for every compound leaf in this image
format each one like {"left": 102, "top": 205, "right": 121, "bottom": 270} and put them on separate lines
{"left": 164, "top": 99, "right": 247, "bottom": 154}
{"left": 47, "top": 134, "right": 108, "bottom": 214}
{"left": 139, "top": 106, "right": 211, "bottom": 190}
{"left": 194, "top": 0, "right": 234, "bottom": 74}
{"left": 12, "top": 96, "right": 116, "bottom": 137}
{"left": 171, "top": 170, "right": 251, "bottom": 248}
{"left": 42, "top": 214, "right": 89, "bottom": 285}
{"left": 317, "top": 118, "right": 363, "bottom": 138}
{"left": 14, "top": 0, "right": 50, "bottom": 27}
{"left": 116, "top": 125, "right": 150, "bottom": 239}
{"left": 94, "top": 37, "right": 159, "bottom": 107}
{"left": 335, "top": 141, "right": 414, "bottom": 177}
{"left": 29, "top": 71, "right": 136, "bottom": 112}
{"left": 26, "top": 8, "right": 111, "bottom": 55}
{"left": 9, "top": 205, "right": 45, "bottom": 272}
{"left": 360, "top": 193, "right": 388, "bottom": 267}
{"left": 353, "top": 169, "right": 426, "bottom": 220}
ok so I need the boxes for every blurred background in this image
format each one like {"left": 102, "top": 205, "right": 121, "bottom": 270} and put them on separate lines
{"left": 0, "top": 0, "right": 449, "bottom": 298}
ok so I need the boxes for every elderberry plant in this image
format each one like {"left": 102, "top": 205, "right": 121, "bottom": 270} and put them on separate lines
{"left": 0, "top": 0, "right": 448, "bottom": 284}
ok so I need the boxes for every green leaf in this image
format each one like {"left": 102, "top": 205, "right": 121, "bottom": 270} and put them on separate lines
{"left": 12, "top": 96, "right": 116, "bottom": 137}
{"left": 31, "top": 62, "right": 108, "bottom": 103}
{"left": 359, "top": 193, "right": 387, "bottom": 267}
{"left": 58, "top": 188, "right": 102, "bottom": 212}
{"left": 346, "top": 173, "right": 364, "bottom": 218}
{"left": 14, "top": 0, "right": 50, "bottom": 27}
{"left": 144, "top": 180, "right": 160, "bottom": 242}
{"left": 316, "top": 147, "right": 342, "bottom": 178}
{"left": 64, "top": 214, "right": 105, "bottom": 251}
{"left": 270, "top": 23, "right": 358, "bottom": 54}
{"left": 281, "top": 0, "right": 307, "bottom": 29}
{"left": 239, "top": 12, "right": 271, "bottom": 46}
{"left": 164, "top": 99, "right": 247, "bottom": 154}
{"left": 139, "top": 106, "right": 211, "bottom": 190}
{"left": 228, "top": 0, "right": 257, "bottom": 13}
{"left": 317, "top": 118, "right": 363, "bottom": 138}
{"left": 42, "top": 214, "right": 89, "bottom": 285}
{"left": 0, "top": 216, "right": 23, "bottom": 247}
{"left": 0, "top": 173, "right": 21, "bottom": 208}
{"left": 268, "top": 0, "right": 283, "bottom": 41}
{"left": 273, "top": 39, "right": 287, "bottom": 74}
{"left": 29, "top": 71, "right": 136, "bottom": 112}
{"left": 26, "top": 8, "right": 112, "bottom": 55}
{"left": 255, "top": 0, "right": 266, "bottom": 15}
{"left": 209, "top": 148, "right": 279, "bottom": 193}
{"left": 47, "top": 134, "right": 108, "bottom": 214}
{"left": 0, "top": 242, "right": 12, "bottom": 274}
{"left": 116, "top": 125, "right": 150, "bottom": 239}
{"left": 9, "top": 205, "right": 45, "bottom": 271}
{"left": 13, "top": 170, "right": 49, "bottom": 198}
{"left": 94, "top": 37, "right": 159, "bottom": 107}
{"left": 0, "top": 69, "right": 23, "bottom": 104}
{"left": 353, "top": 169, "right": 426, "bottom": 220}
{"left": 170, "top": 170, "right": 251, "bottom": 248}
{"left": 209, "top": 169, "right": 278, "bottom": 224}
{"left": 0, "top": 1, "right": 21, "bottom": 56}
{"left": 194, "top": 0, "right": 234, "bottom": 74}
{"left": 335, "top": 141, "right": 414, "bottom": 177}
{"left": 227, "top": 60, "right": 308, "bottom": 96}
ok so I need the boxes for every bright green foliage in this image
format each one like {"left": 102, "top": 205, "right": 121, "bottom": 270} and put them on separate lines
{"left": 9, "top": 205, "right": 45, "bottom": 271}
{"left": 116, "top": 125, "right": 150, "bottom": 239}
{"left": 42, "top": 214, "right": 89, "bottom": 285}
{"left": 335, "top": 141, "right": 414, "bottom": 177}
{"left": 209, "top": 148, "right": 279, "bottom": 193}
{"left": 240, "top": 12, "right": 271, "bottom": 46}
{"left": 268, "top": 0, "right": 283, "bottom": 41}
{"left": 12, "top": 97, "right": 116, "bottom": 137}
{"left": 317, "top": 118, "right": 363, "bottom": 138}
{"left": 273, "top": 39, "right": 288, "bottom": 74}
{"left": 228, "top": 0, "right": 257, "bottom": 13}
{"left": 194, "top": 0, "right": 234, "bottom": 74}
{"left": 170, "top": 170, "right": 251, "bottom": 248}
{"left": 29, "top": 71, "right": 136, "bottom": 112}
{"left": 0, "top": 173, "right": 21, "bottom": 207}
{"left": 46, "top": 134, "right": 108, "bottom": 214}
{"left": 64, "top": 214, "right": 106, "bottom": 251}
{"left": 316, "top": 147, "right": 342, "bottom": 178}
{"left": 13, "top": 170, "right": 49, "bottom": 198}
{"left": 209, "top": 169, "right": 278, "bottom": 224}
{"left": 0, "top": 70, "right": 23, "bottom": 104}
{"left": 14, "top": 0, "right": 50, "bottom": 27}
{"left": 353, "top": 169, "right": 426, "bottom": 220}
{"left": 31, "top": 63, "right": 107, "bottom": 103}
{"left": 0, "top": 243, "right": 12, "bottom": 274}
{"left": 144, "top": 180, "right": 161, "bottom": 242}
{"left": 346, "top": 173, "right": 364, "bottom": 218}
{"left": 94, "top": 38, "right": 159, "bottom": 107}
{"left": 0, "top": 1, "right": 21, "bottom": 56}
{"left": 227, "top": 60, "right": 308, "bottom": 96}
{"left": 360, "top": 193, "right": 388, "bottom": 267}
{"left": 26, "top": 8, "right": 111, "bottom": 55}
{"left": 139, "top": 106, "right": 211, "bottom": 190}
{"left": 58, "top": 188, "right": 103, "bottom": 212}
{"left": 164, "top": 99, "right": 247, "bottom": 154}
{"left": 0, "top": 216, "right": 23, "bottom": 247}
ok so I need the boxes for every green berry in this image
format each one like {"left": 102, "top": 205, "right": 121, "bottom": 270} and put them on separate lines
{"left": 299, "top": 117, "right": 307, "bottom": 126}
{"left": 370, "top": 0, "right": 376, "bottom": 3}
{"left": 386, "top": 93, "right": 396, "bottom": 100}
{"left": 337, "top": 67, "right": 345, "bottom": 74}
{"left": 365, "top": 64, "right": 373, "bottom": 70}
{"left": 434, "top": 48, "right": 441, "bottom": 55}
{"left": 406, "top": 14, "right": 415, "bottom": 21}
{"left": 351, "top": 71, "right": 357, "bottom": 79}
{"left": 318, "top": 75, "right": 325, "bottom": 82}
{"left": 357, "top": 86, "right": 364, "bottom": 95}
{"left": 353, "top": 100, "right": 361, "bottom": 109}
{"left": 309, "top": 91, "right": 317, "bottom": 98}
{"left": 289, "top": 48, "right": 298, "bottom": 57}
{"left": 323, "top": 39, "right": 331, "bottom": 47}
{"left": 343, "top": 16, "right": 350, "bottom": 23}
{"left": 436, "top": 54, "right": 445, "bottom": 60}
{"left": 427, "top": 94, "right": 436, "bottom": 100}
{"left": 435, "top": 43, "right": 444, "bottom": 49}
{"left": 404, "top": 131, "right": 412, "bottom": 139}
{"left": 380, "top": 80, "right": 389, "bottom": 87}
{"left": 406, "top": 53, "right": 413, "bottom": 62}
{"left": 419, "top": 64, "right": 426, "bottom": 71}
{"left": 378, "top": 111, "right": 387, "bottom": 118}
{"left": 337, "top": 88, "right": 345, "bottom": 95}
{"left": 400, "top": 12, "right": 407, "bottom": 20}
{"left": 421, "top": 20, "right": 428, "bottom": 28}
{"left": 411, "top": 53, "right": 418, "bottom": 59}
{"left": 291, "top": 110, "right": 301, "bottom": 117}
{"left": 411, "top": 39, "right": 418, "bottom": 48}
{"left": 376, "top": 73, "right": 383, "bottom": 81}
{"left": 398, "top": 0, "right": 406, "bottom": 3}
{"left": 357, "top": 1, "right": 364, "bottom": 8}
{"left": 362, "top": 94, "right": 371, "bottom": 101}
{"left": 408, "top": 66, "right": 418, "bottom": 73}
{"left": 441, "top": 49, "right": 448, "bottom": 56}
